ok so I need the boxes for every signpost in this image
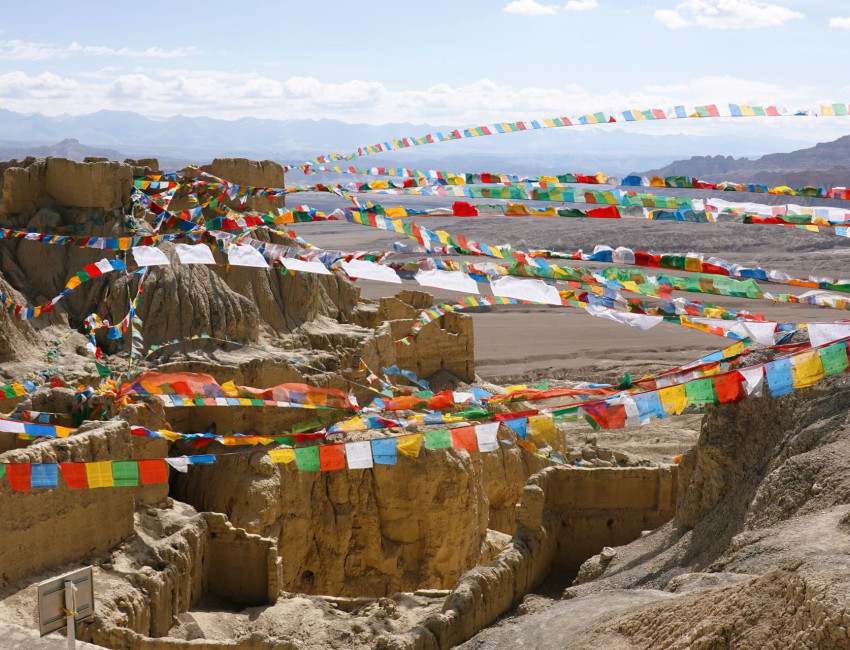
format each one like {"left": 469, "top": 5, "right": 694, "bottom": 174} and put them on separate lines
{"left": 37, "top": 566, "right": 94, "bottom": 648}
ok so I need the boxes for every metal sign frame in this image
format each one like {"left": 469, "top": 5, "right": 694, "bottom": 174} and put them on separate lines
{"left": 37, "top": 566, "right": 94, "bottom": 637}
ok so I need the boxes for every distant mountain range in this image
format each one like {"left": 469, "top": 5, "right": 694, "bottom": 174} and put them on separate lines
{"left": 0, "top": 138, "right": 126, "bottom": 163}
{"left": 638, "top": 137, "right": 850, "bottom": 187}
{"left": 0, "top": 108, "right": 836, "bottom": 175}
{"left": 1, "top": 109, "right": 850, "bottom": 186}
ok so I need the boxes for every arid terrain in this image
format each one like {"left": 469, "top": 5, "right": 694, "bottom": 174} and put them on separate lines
{"left": 0, "top": 155, "right": 848, "bottom": 650}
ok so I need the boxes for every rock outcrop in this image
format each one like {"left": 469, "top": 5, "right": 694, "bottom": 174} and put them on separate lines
{"left": 201, "top": 158, "right": 285, "bottom": 212}
{"left": 172, "top": 439, "right": 549, "bottom": 598}
{"left": 452, "top": 375, "right": 850, "bottom": 649}
{"left": 0, "top": 158, "right": 138, "bottom": 218}
{"left": 0, "top": 421, "right": 168, "bottom": 587}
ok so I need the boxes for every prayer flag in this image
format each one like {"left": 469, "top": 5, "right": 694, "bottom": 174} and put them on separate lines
{"left": 475, "top": 422, "right": 500, "bottom": 452}
{"left": 819, "top": 343, "right": 849, "bottom": 376}
{"left": 503, "top": 417, "right": 528, "bottom": 439}
{"left": 295, "top": 446, "right": 321, "bottom": 472}
{"left": 165, "top": 457, "right": 190, "bottom": 473}
{"left": 318, "top": 444, "right": 345, "bottom": 471}
{"left": 268, "top": 448, "right": 296, "bottom": 465}
{"left": 31, "top": 463, "right": 58, "bottom": 489}
{"left": 713, "top": 372, "right": 744, "bottom": 404}
{"left": 86, "top": 461, "right": 114, "bottom": 488}
{"left": 765, "top": 358, "right": 794, "bottom": 396}
{"left": 424, "top": 429, "right": 452, "bottom": 449}
{"left": 658, "top": 385, "right": 688, "bottom": 415}
{"left": 280, "top": 258, "right": 331, "bottom": 275}
{"left": 808, "top": 323, "right": 850, "bottom": 348}
{"left": 138, "top": 459, "right": 168, "bottom": 484}
{"left": 685, "top": 378, "right": 716, "bottom": 405}
{"left": 450, "top": 426, "right": 478, "bottom": 452}
{"left": 228, "top": 244, "right": 269, "bottom": 268}
{"left": 632, "top": 391, "right": 666, "bottom": 422}
{"left": 371, "top": 437, "right": 398, "bottom": 465}
{"left": 345, "top": 441, "right": 373, "bottom": 469}
{"left": 60, "top": 463, "right": 87, "bottom": 489}
{"left": 397, "top": 434, "right": 422, "bottom": 457}
{"left": 6, "top": 464, "right": 31, "bottom": 491}
{"left": 341, "top": 260, "right": 401, "bottom": 283}
{"left": 739, "top": 366, "right": 764, "bottom": 396}
{"left": 112, "top": 460, "right": 140, "bottom": 486}
{"left": 791, "top": 350, "right": 825, "bottom": 388}
{"left": 132, "top": 246, "right": 170, "bottom": 266}
{"left": 528, "top": 414, "right": 557, "bottom": 442}
{"left": 175, "top": 244, "right": 216, "bottom": 265}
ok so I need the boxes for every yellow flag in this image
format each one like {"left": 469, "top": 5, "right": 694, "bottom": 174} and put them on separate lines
{"left": 268, "top": 448, "right": 295, "bottom": 464}
{"left": 528, "top": 414, "right": 557, "bottom": 443}
{"left": 684, "top": 257, "right": 702, "bottom": 272}
{"left": 397, "top": 434, "right": 422, "bottom": 458}
{"left": 86, "top": 461, "right": 114, "bottom": 488}
{"left": 658, "top": 384, "right": 687, "bottom": 415}
{"left": 792, "top": 350, "right": 825, "bottom": 388}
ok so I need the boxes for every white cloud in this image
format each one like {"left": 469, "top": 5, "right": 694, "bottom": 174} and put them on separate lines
{"left": 502, "top": 0, "right": 558, "bottom": 16}
{"left": 0, "top": 38, "right": 196, "bottom": 60}
{"left": 564, "top": 0, "right": 599, "bottom": 10}
{"left": 829, "top": 16, "right": 850, "bottom": 29}
{"left": 0, "top": 39, "right": 65, "bottom": 60}
{"left": 654, "top": 8, "right": 691, "bottom": 28}
{"left": 0, "top": 68, "right": 824, "bottom": 128}
{"left": 654, "top": 0, "right": 803, "bottom": 29}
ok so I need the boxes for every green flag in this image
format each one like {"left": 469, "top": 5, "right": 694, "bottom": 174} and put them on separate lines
{"left": 424, "top": 429, "right": 452, "bottom": 449}
{"left": 294, "top": 446, "right": 321, "bottom": 472}
{"left": 820, "top": 344, "right": 849, "bottom": 376}
{"left": 685, "top": 378, "right": 716, "bottom": 405}
{"left": 112, "top": 461, "right": 140, "bottom": 487}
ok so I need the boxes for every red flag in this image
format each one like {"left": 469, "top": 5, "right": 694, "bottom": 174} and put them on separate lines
{"left": 138, "top": 459, "right": 168, "bottom": 484}
{"left": 319, "top": 444, "right": 345, "bottom": 471}
{"left": 714, "top": 372, "right": 745, "bottom": 404}
{"left": 60, "top": 463, "right": 88, "bottom": 489}
{"left": 450, "top": 426, "right": 478, "bottom": 452}
{"left": 7, "top": 464, "right": 32, "bottom": 491}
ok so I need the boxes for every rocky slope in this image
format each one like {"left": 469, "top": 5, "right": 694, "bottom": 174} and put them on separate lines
{"left": 639, "top": 135, "right": 850, "bottom": 186}
{"left": 458, "top": 375, "right": 850, "bottom": 649}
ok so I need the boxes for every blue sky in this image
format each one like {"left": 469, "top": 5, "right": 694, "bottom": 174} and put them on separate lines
{"left": 2, "top": 0, "right": 850, "bottom": 142}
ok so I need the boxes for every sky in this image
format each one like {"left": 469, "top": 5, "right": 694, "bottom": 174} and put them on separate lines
{"left": 3, "top": 0, "right": 850, "bottom": 143}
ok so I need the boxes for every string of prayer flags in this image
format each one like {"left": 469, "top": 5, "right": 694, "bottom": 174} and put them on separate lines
{"left": 0, "top": 257, "right": 126, "bottom": 321}
{"left": 0, "top": 458, "right": 171, "bottom": 492}
{"left": 307, "top": 103, "right": 799, "bottom": 164}
{"left": 119, "top": 371, "right": 356, "bottom": 412}
{"left": 297, "top": 160, "right": 850, "bottom": 203}
{"left": 0, "top": 418, "right": 74, "bottom": 438}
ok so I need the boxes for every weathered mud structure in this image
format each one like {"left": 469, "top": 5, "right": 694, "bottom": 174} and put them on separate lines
{"left": 0, "top": 157, "right": 680, "bottom": 649}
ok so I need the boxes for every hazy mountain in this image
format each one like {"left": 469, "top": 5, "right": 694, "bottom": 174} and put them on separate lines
{"left": 0, "top": 138, "right": 126, "bottom": 163}
{"left": 639, "top": 136, "right": 850, "bottom": 187}
{"left": 0, "top": 109, "right": 825, "bottom": 175}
